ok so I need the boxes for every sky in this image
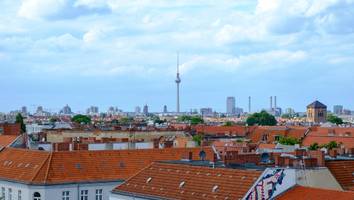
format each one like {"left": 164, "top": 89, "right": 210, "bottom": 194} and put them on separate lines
{"left": 0, "top": 0, "right": 354, "bottom": 113}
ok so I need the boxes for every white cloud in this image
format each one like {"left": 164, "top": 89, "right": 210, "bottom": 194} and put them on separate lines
{"left": 181, "top": 50, "right": 307, "bottom": 74}
{"left": 18, "top": 0, "right": 68, "bottom": 20}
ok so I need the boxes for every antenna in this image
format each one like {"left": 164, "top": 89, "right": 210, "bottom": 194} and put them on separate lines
{"left": 177, "top": 51, "right": 180, "bottom": 74}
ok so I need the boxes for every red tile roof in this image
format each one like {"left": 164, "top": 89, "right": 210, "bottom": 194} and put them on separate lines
{"left": 326, "top": 160, "right": 354, "bottom": 191}
{"left": 114, "top": 162, "right": 262, "bottom": 200}
{"left": 275, "top": 185, "right": 354, "bottom": 200}
{"left": 302, "top": 127, "right": 354, "bottom": 148}
{"left": 0, "top": 135, "right": 19, "bottom": 148}
{"left": 0, "top": 147, "right": 213, "bottom": 185}
{"left": 194, "top": 125, "right": 248, "bottom": 136}
{"left": 247, "top": 126, "right": 308, "bottom": 143}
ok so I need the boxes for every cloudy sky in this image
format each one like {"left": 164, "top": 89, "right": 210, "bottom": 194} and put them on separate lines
{"left": 0, "top": 0, "right": 354, "bottom": 113}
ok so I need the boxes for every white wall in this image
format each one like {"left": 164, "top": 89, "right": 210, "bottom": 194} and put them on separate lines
{"left": 0, "top": 180, "right": 122, "bottom": 200}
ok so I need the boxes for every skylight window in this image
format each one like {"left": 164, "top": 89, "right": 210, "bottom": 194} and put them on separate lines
{"left": 146, "top": 177, "right": 152, "bottom": 183}
{"left": 212, "top": 185, "right": 219, "bottom": 193}
{"left": 179, "top": 181, "right": 185, "bottom": 188}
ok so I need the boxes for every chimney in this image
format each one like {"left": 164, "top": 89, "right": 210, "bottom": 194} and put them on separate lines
{"left": 270, "top": 96, "right": 273, "bottom": 110}
{"left": 274, "top": 96, "right": 277, "bottom": 109}
{"left": 188, "top": 151, "right": 193, "bottom": 160}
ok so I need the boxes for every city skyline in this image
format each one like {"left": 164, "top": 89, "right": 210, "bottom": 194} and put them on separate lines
{"left": 1, "top": 0, "right": 354, "bottom": 112}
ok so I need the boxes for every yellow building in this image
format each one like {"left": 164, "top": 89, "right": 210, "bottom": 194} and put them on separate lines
{"left": 307, "top": 100, "right": 327, "bottom": 124}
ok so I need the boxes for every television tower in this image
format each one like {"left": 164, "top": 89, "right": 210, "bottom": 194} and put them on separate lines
{"left": 175, "top": 52, "right": 181, "bottom": 113}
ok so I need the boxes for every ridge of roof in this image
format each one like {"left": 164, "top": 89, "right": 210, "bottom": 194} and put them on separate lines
{"left": 44, "top": 151, "right": 53, "bottom": 184}
{"left": 29, "top": 149, "right": 51, "bottom": 184}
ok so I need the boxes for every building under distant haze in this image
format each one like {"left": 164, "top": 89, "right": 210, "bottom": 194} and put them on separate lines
{"left": 333, "top": 105, "right": 343, "bottom": 115}
{"left": 226, "top": 97, "right": 236, "bottom": 115}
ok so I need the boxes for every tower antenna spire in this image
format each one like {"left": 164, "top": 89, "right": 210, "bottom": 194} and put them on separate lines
{"left": 175, "top": 52, "right": 181, "bottom": 113}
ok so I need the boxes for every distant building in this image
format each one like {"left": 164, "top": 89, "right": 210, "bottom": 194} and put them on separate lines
{"left": 143, "top": 105, "right": 149, "bottom": 115}
{"left": 342, "top": 109, "right": 351, "bottom": 115}
{"left": 235, "top": 107, "right": 244, "bottom": 115}
{"left": 307, "top": 100, "right": 327, "bottom": 124}
{"left": 21, "top": 106, "right": 28, "bottom": 116}
{"left": 34, "top": 106, "right": 50, "bottom": 117}
{"left": 60, "top": 104, "right": 72, "bottom": 115}
{"left": 135, "top": 106, "right": 141, "bottom": 115}
{"left": 226, "top": 97, "right": 236, "bottom": 115}
{"left": 285, "top": 108, "right": 295, "bottom": 115}
{"left": 200, "top": 108, "right": 213, "bottom": 117}
{"left": 333, "top": 105, "right": 343, "bottom": 115}
{"left": 87, "top": 106, "right": 99, "bottom": 115}
{"left": 163, "top": 105, "right": 168, "bottom": 113}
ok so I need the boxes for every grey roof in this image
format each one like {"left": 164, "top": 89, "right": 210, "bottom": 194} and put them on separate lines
{"left": 307, "top": 100, "right": 327, "bottom": 108}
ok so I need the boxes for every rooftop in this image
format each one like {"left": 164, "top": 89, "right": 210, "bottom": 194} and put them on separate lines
{"left": 113, "top": 162, "right": 262, "bottom": 200}
{"left": 0, "top": 147, "right": 213, "bottom": 185}
{"left": 307, "top": 100, "right": 327, "bottom": 109}
{"left": 275, "top": 185, "right": 354, "bottom": 200}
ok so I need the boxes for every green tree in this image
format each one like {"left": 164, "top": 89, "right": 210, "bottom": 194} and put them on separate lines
{"left": 120, "top": 117, "right": 134, "bottom": 125}
{"left": 246, "top": 111, "right": 277, "bottom": 126}
{"left": 192, "top": 135, "right": 203, "bottom": 146}
{"left": 308, "top": 143, "right": 319, "bottom": 150}
{"left": 178, "top": 115, "right": 204, "bottom": 125}
{"left": 327, "top": 114, "right": 343, "bottom": 125}
{"left": 224, "top": 121, "right": 234, "bottom": 126}
{"left": 326, "top": 141, "right": 338, "bottom": 150}
{"left": 71, "top": 114, "right": 91, "bottom": 124}
{"left": 15, "top": 113, "right": 26, "bottom": 133}
{"left": 278, "top": 136, "right": 300, "bottom": 145}
{"left": 49, "top": 117, "right": 59, "bottom": 123}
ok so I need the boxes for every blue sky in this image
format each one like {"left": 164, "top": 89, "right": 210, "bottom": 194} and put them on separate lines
{"left": 1, "top": 0, "right": 354, "bottom": 113}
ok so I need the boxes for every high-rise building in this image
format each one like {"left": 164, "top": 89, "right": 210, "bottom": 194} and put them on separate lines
{"left": 333, "top": 105, "right": 343, "bottom": 115}
{"left": 226, "top": 97, "right": 236, "bottom": 115}
{"left": 143, "top": 105, "right": 149, "bottom": 116}
{"left": 175, "top": 53, "right": 181, "bottom": 113}
{"left": 163, "top": 105, "right": 168, "bottom": 113}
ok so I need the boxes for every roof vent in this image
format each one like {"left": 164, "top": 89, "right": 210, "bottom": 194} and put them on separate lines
{"left": 146, "top": 177, "right": 152, "bottom": 183}
{"left": 179, "top": 181, "right": 185, "bottom": 188}
{"left": 241, "top": 176, "right": 246, "bottom": 180}
{"left": 212, "top": 185, "right": 219, "bottom": 193}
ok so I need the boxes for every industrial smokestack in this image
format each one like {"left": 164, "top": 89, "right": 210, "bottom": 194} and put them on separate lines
{"left": 274, "top": 96, "right": 277, "bottom": 109}
{"left": 270, "top": 96, "right": 273, "bottom": 110}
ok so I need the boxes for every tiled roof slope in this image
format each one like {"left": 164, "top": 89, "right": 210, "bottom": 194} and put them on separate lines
{"left": 194, "top": 125, "right": 248, "bottom": 136}
{"left": 114, "top": 162, "right": 262, "bottom": 200}
{"left": 275, "top": 185, "right": 354, "bottom": 200}
{"left": 307, "top": 100, "right": 327, "bottom": 108}
{"left": 326, "top": 160, "right": 354, "bottom": 191}
{"left": 302, "top": 127, "right": 354, "bottom": 148}
{"left": 0, "top": 135, "right": 19, "bottom": 148}
{"left": 0, "top": 147, "right": 213, "bottom": 185}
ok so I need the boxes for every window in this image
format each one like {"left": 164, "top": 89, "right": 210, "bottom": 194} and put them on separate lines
{"left": 33, "top": 192, "right": 41, "bottom": 200}
{"left": 18, "top": 190, "right": 22, "bottom": 200}
{"left": 8, "top": 188, "right": 12, "bottom": 200}
{"left": 95, "top": 189, "right": 103, "bottom": 200}
{"left": 1, "top": 187, "right": 4, "bottom": 199}
{"left": 62, "top": 191, "right": 70, "bottom": 200}
{"left": 80, "top": 190, "right": 88, "bottom": 200}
